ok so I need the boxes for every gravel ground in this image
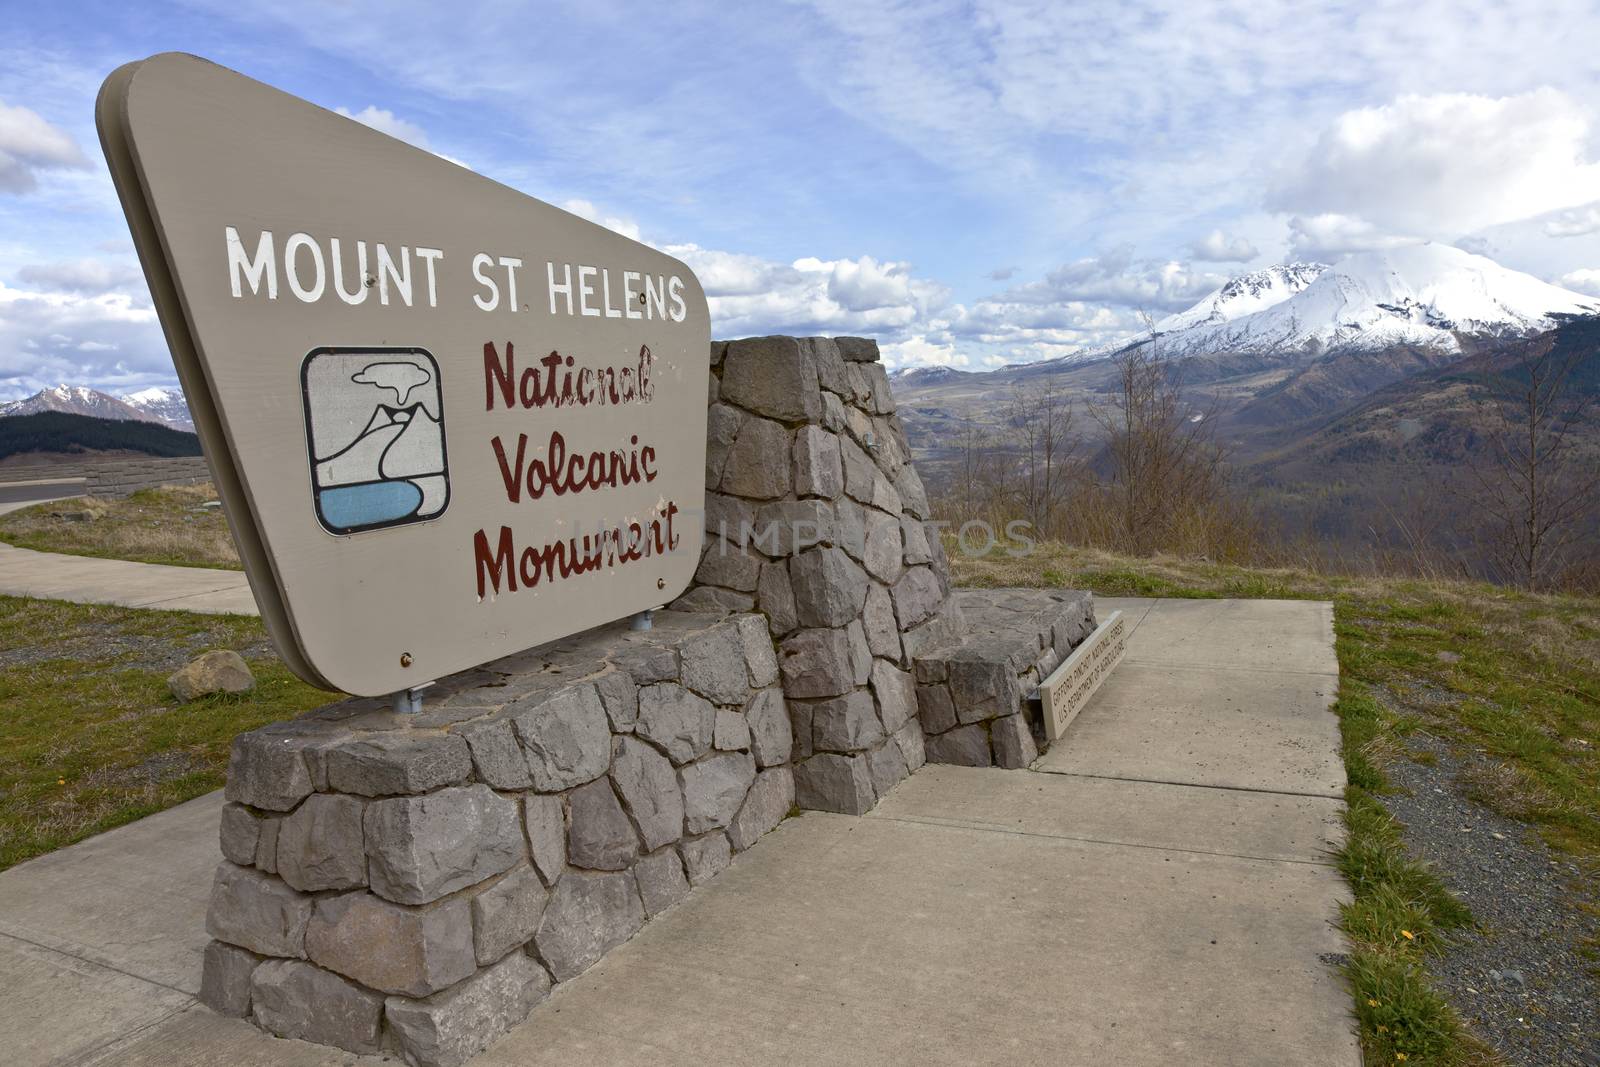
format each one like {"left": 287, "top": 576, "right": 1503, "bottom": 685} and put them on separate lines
{"left": 1384, "top": 733, "right": 1600, "bottom": 1066}
{"left": 0, "top": 621, "right": 274, "bottom": 673}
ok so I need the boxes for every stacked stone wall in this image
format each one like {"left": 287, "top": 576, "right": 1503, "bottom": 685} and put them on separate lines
{"left": 0, "top": 454, "right": 209, "bottom": 495}
{"left": 202, "top": 612, "right": 793, "bottom": 1067}
{"left": 676, "top": 336, "right": 964, "bottom": 814}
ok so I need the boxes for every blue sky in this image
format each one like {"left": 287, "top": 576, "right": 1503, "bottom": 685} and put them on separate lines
{"left": 3, "top": 0, "right": 1600, "bottom": 398}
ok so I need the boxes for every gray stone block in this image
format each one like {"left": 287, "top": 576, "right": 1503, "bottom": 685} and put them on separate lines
{"left": 254, "top": 817, "right": 280, "bottom": 874}
{"left": 862, "top": 363, "right": 896, "bottom": 413}
{"left": 871, "top": 660, "right": 919, "bottom": 734}
{"left": 695, "top": 536, "right": 762, "bottom": 591}
{"left": 322, "top": 733, "right": 472, "bottom": 798}
{"left": 386, "top": 950, "right": 551, "bottom": 1067}
{"left": 633, "top": 847, "right": 690, "bottom": 918}
{"left": 903, "top": 605, "right": 964, "bottom": 661}
{"left": 565, "top": 778, "right": 641, "bottom": 871}
{"left": 594, "top": 670, "right": 639, "bottom": 734}
{"left": 680, "top": 751, "right": 757, "bottom": 833}
{"left": 948, "top": 657, "right": 1022, "bottom": 723}
{"left": 793, "top": 752, "right": 875, "bottom": 815}
{"left": 745, "top": 688, "right": 792, "bottom": 768}
{"left": 779, "top": 628, "right": 855, "bottom": 699}
{"left": 304, "top": 891, "right": 475, "bottom": 997}
{"left": 790, "top": 547, "right": 869, "bottom": 628}
{"left": 276, "top": 793, "right": 367, "bottom": 892}
{"left": 719, "top": 335, "right": 823, "bottom": 422}
{"left": 727, "top": 766, "right": 794, "bottom": 852}
{"left": 364, "top": 785, "right": 523, "bottom": 906}
{"left": 714, "top": 709, "right": 751, "bottom": 751}
{"left": 737, "top": 614, "right": 781, "bottom": 688}
{"left": 672, "top": 585, "right": 756, "bottom": 613}
{"left": 523, "top": 794, "right": 566, "bottom": 886}
{"left": 680, "top": 624, "right": 751, "bottom": 705}
{"left": 991, "top": 714, "right": 1039, "bottom": 770}
{"left": 705, "top": 402, "right": 744, "bottom": 486}
{"left": 513, "top": 683, "right": 612, "bottom": 792}
{"left": 615, "top": 644, "right": 679, "bottom": 685}
{"left": 862, "top": 584, "right": 902, "bottom": 662}
{"left": 866, "top": 738, "right": 910, "bottom": 799}
{"left": 636, "top": 682, "right": 716, "bottom": 764}
{"left": 901, "top": 515, "right": 932, "bottom": 564}
{"left": 810, "top": 691, "right": 884, "bottom": 753}
{"left": 840, "top": 435, "right": 875, "bottom": 507}
{"left": 847, "top": 620, "right": 873, "bottom": 686}
{"left": 835, "top": 336, "right": 880, "bottom": 362}
{"left": 610, "top": 736, "right": 684, "bottom": 851}
{"left": 678, "top": 832, "right": 732, "bottom": 886}
{"left": 719, "top": 415, "right": 792, "bottom": 500}
{"left": 199, "top": 940, "right": 260, "bottom": 1018}
{"left": 218, "top": 802, "right": 261, "bottom": 867}
{"left": 891, "top": 566, "right": 944, "bottom": 630}
{"left": 806, "top": 336, "right": 850, "bottom": 394}
{"left": 793, "top": 426, "right": 843, "bottom": 499}
{"left": 757, "top": 562, "right": 799, "bottom": 636}
{"left": 821, "top": 389, "right": 848, "bottom": 431}
{"left": 471, "top": 864, "right": 548, "bottom": 965}
{"left": 752, "top": 498, "right": 835, "bottom": 556}
{"left": 894, "top": 463, "right": 929, "bottom": 519}
{"left": 225, "top": 730, "right": 314, "bottom": 812}
{"left": 893, "top": 719, "right": 927, "bottom": 772}
{"left": 862, "top": 510, "right": 904, "bottom": 583}
{"left": 534, "top": 868, "right": 646, "bottom": 982}
{"left": 206, "top": 862, "right": 311, "bottom": 958}
{"left": 924, "top": 723, "right": 993, "bottom": 767}
{"left": 459, "top": 720, "right": 533, "bottom": 790}
{"left": 917, "top": 684, "right": 958, "bottom": 734}
{"left": 251, "top": 959, "right": 384, "bottom": 1055}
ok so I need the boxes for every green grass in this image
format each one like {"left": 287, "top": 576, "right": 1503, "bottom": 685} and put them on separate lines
{"left": 0, "top": 483, "right": 243, "bottom": 570}
{"left": 0, "top": 595, "right": 333, "bottom": 870}
{"left": 955, "top": 544, "right": 1600, "bottom": 1065}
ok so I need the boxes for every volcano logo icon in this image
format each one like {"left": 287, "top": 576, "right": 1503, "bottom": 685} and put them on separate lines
{"left": 301, "top": 347, "right": 450, "bottom": 534}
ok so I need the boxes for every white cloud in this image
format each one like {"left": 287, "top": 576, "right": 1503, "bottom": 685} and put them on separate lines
{"left": 1559, "top": 268, "right": 1600, "bottom": 297}
{"left": 986, "top": 266, "right": 1017, "bottom": 281}
{"left": 0, "top": 280, "right": 169, "bottom": 400}
{"left": 1188, "top": 230, "right": 1259, "bottom": 262}
{"left": 335, "top": 105, "right": 469, "bottom": 167}
{"left": 1544, "top": 202, "right": 1600, "bottom": 238}
{"left": 15, "top": 258, "right": 144, "bottom": 295}
{"left": 561, "top": 199, "right": 642, "bottom": 241}
{"left": 881, "top": 335, "right": 969, "bottom": 370}
{"left": 1287, "top": 213, "right": 1423, "bottom": 260}
{"left": 1273, "top": 90, "right": 1600, "bottom": 238}
{"left": 0, "top": 99, "right": 88, "bottom": 194}
{"left": 996, "top": 248, "right": 1226, "bottom": 312}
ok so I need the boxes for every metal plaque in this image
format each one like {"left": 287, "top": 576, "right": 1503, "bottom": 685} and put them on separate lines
{"left": 1039, "top": 611, "right": 1127, "bottom": 741}
{"left": 98, "top": 53, "right": 709, "bottom": 696}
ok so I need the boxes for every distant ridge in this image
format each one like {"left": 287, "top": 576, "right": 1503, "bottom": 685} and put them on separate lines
{"left": 0, "top": 384, "right": 193, "bottom": 432}
{"left": 0, "top": 411, "right": 202, "bottom": 462}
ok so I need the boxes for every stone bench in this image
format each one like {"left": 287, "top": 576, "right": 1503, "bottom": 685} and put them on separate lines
{"left": 202, "top": 609, "right": 792, "bottom": 1066}
{"left": 914, "top": 588, "right": 1095, "bottom": 768}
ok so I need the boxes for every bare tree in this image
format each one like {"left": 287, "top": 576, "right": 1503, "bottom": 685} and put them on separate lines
{"left": 1004, "top": 379, "right": 1083, "bottom": 539}
{"left": 1467, "top": 329, "right": 1600, "bottom": 590}
{"left": 1089, "top": 319, "right": 1239, "bottom": 556}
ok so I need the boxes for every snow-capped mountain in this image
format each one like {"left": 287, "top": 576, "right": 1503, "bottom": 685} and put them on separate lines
{"left": 1151, "top": 244, "right": 1600, "bottom": 358}
{"left": 0, "top": 384, "right": 194, "bottom": 431}
{"left": 120, "top": 386, "right": 194, "bottom": 431}
{"left": 1157, "top": 262, "right": 1328, "bottom": 332}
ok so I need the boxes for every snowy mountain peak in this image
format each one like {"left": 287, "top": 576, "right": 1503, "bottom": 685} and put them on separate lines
{"left": 1156, "top": 262, "right": 1327, "bottom": 332}
{"left": 1152, "top": 244, "right": 1600, "bottom": 358}
{"left": 0, "top": 383, "right": 194, "bottom": 432}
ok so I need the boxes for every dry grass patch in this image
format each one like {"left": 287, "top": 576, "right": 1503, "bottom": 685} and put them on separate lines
{"left": 0, "top": 482, "right": 242, "bottom": 569}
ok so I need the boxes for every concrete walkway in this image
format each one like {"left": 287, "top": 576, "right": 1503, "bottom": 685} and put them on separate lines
{"left": 0, "top": 487, "right": 258, "bottom": 615}
{"left": 0, "top": 597, "right": 1356, "bottom": 1066}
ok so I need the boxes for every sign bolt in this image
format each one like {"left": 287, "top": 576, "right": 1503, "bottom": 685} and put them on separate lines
{"left": 399, "top": 652, "right": 413, "bottom": 668}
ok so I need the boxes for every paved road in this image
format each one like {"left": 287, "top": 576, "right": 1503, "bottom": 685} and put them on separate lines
{"left": 0, "top": 598, "right": 1357, "bottom": 1066}
{"left": 0, "top": 477, "right": 86, "bottom": 514}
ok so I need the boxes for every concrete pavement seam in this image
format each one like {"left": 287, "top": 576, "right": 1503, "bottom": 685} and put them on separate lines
{"left": 1032, "top": 767, "right": 1345, "bottom": 800}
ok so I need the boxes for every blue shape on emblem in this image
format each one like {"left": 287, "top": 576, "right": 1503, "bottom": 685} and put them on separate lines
{"left": 318, "top": 481, "right": 422, "bottom": 531}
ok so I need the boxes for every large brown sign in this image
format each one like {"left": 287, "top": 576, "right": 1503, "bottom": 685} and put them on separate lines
{"left": 98, "top": 54, "right": 709, "bottom": 696}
